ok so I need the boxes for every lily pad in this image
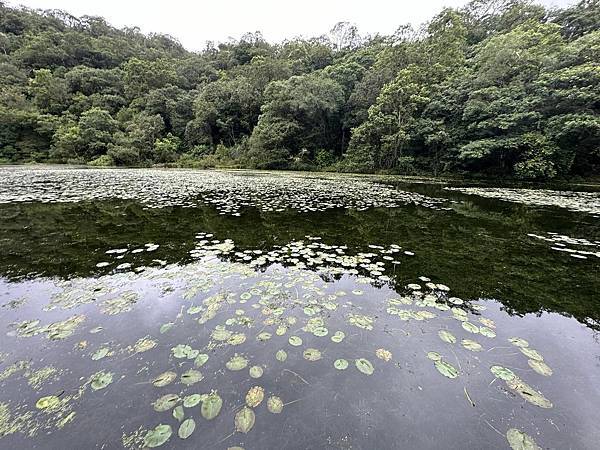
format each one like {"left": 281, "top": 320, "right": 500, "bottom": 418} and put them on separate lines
{"left": 303, "top": 348, "right": 322, "bottom": 361}
{"left": 331, "top": 331, "right": 345, "bottom": 343}
{"left": 506, "top": 428, "right": 541, "bottom": 450}
{"left": 355, "top": 358, "right": 374, "bottom": 375}
{"left": 172, "top": 405, "right": 184, "bottom": 422}
{"left": 509, "top": 337, "right": 529, "bottom": 348}
{"left": 426, "top": 351, "right": 442, "bottom": 361}
{"left": 375, "top": 348, "right": 392, "bottom": 361}
{"left": 36, "top": 395, "right": 60, "bottom": 410}
{"left": 520, "top": 347, "right": 543, "bottom": 361}
{"left": 153, "top": 371, "right": 177, "bottom": 388}
{"left": 506, "top": 377, "right": 552, "bottom": 408}
{"left": 275, "top": 349, "right": 287, "bottom": 362}
{"left": 201, "top": 392, "right": 222, "bottom": 420}
{"left": 461, "top": 321, "right": 479, "bottom": 334}
{"left": 267, "top": 396, "right": 283, "bottom": 414}
{"left": 226, "top": 354, "right": 249, "bottom": 371}
{"left": 434, "top": 360, "right": 458, "bottom": 379}
{"left": 438, "top": 330, "right": 456, "bottom": 344}
{"left": 183, "top": 394, "right": 203, "bottom": 408}
{"left": 180, "top": 369, "right": 203, "bottom": 386}
{"left": 90, "top": 371, "right": 113, "bottom": 390}
{"left": 490, "top": 365, "right": 516, "bottom": 381}
{"left": 334, "top": 359, "right": 348, "bottom": 370}
{"left": 153, "top": 394, "right": 180, "bottom": 412}
{"left": 461, "top": 339, "right": 482, "bottom": 352}
{"left": 178, "top": 418, "right": 195, "bottom": 439}
{"left": 91, "top": 347, "right": 110, "bottom": 361}
{"left": 245, "top": 386, "right": 264, "bottom": 408}
{"left": 528, "top": 359, "right": 553, "bottom": 377}
{"left": 249, "top": 366, "right": 264, "bottom": 378}
{"left": 288, "top": 336, "right": 302, "bottom": 346}
{"left": 143, "top": 424, "right": 172, "bottom": 448}
{"left": 194, "top": 354, "right": 209, "bottom": 367}
{"left": 235, "top": 407, "right": 255, "bottom": 434}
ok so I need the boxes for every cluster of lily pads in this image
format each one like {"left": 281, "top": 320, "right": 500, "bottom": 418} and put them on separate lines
{"left": 528, "top": 232, "right": 600, "bottom": 260}
{"left": 0, "top": 167, "right": 446, "bottom": 214}
{"left": 1, "top": 234, "right": 554, "bottom": 449}
{"left": 446, "top": 186, "right": 600, "bottom": 215}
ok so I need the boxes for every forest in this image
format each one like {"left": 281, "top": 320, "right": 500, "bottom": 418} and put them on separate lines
{"left": 0, "top": 0, "right": 598, "bottom": 178}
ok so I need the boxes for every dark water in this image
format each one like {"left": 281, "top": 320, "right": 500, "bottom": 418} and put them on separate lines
{"left": 0, "top": 167, "right": 598, "bottom": 449}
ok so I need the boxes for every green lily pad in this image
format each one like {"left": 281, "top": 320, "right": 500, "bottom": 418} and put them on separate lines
{"left": 509, "top": 337, "right": 529, "bottom": 348}
{"left": 355, "top": 358, "right": 374, "bottom": 375}
{"left": 461, "top": 321, "right": 479, "bottom": 334}
{"left": 520, "top": 347, "right": 543, "bottom": 361}
{"left": 245, "top": 386, "right": 264, "bottom": 408}
{"left": 334, "top": 359, "right": 348, "bottom": 370}
{"left": 36, "top": 395, "right": 60, "bottom": 410}
{"left": 506, "top": 428, "right": 541, "bottom": 450}
{"left": 144, "top": 424, "right": 172, "bottom": 448}
{"left": 267, "top": 396, "right": 283, "bottom": 414}
{"left": 331, "top": 331, "right": 345, "bottom": 343}
{"left": 194, "top": 353, "right": 209, "bottom": 367}
{"left": 506, "top": 377, "right": 552, "bottom": 409}
{"left": 257, "top": 332, "right": 272, "bottom": 341}
{"left": 303, "top": 348, "right": 322, "bottom": 361}
{"left": 461, "top": 339, "right": 482, "bottom": 352}
{"left": 153, "top": 371, "right": 177, "bottom": 387}
{"left": 235, "top": 407, "right": 255, "bottom": 434}
{"left": 249, "top": 366, "right": 264, "bottom": 378}
{"left": 490, "top": 365, "right": 516, "bottom": 381}
{"left": 178, "top": 418, "right": 195, "bottom": 439}
{"left": 153, "top": 394, "right": 180, "bottom": 412}
{"left": 160, "top": 322, "right": 174, "bottom": 334}
{"left": 434, "top": 360, "right": 458, "bottom": 379}
{"left": 313, "top": 327, "right": 328, "bottom": 337}
{"left": 180, "top": 369, "right": 203, "bottom": 386}
{"left": 90, "top": 371, "right": 113, "bottom": 390}
{"left": 275, "top": 349, "right": 287, "bottom": 362}
{"left": 288, "top": 336, "right": 302, "bottom": 346}
{"left": 528, "top": 359, "right": 553, "bottom": 377}
{"left": 91, "top": 347, "right": 109, "bottom": 361}
{"left": 183, "top": 394, "right": 203, "bottom": 408}
{"left": 201, "top": 392, "right": 222, "bottom": 420}
{"left": 438, "top": 330, "right": 456, "bottom": 344}
{"left": 479, "top": 326, "right": 496, "bottom": 338}
{"left": 226, "top": 354, "right": 248, "bottom": 371}
{"left": 172, "top": 405, "right": 184, "bottom": 422}
{"left": 426, "top": 351, "right": 442, "bottom": 361}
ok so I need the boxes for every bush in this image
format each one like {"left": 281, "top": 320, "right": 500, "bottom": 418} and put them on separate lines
{"left": 88, "top": 154, "right": 114, "bottom": 166}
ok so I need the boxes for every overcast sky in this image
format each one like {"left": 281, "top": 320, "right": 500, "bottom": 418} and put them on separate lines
{"left": 7, "top": 0, "right": 576, "bottom": 50}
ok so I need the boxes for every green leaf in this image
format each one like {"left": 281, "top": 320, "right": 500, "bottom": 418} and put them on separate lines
{"left": 172, "top": 405, "right": 184, "bottom": 422}
{"left": 235, "top": 407, "right": 255, "bottom": 434}
{"left": 144, "top": 424, "right": 172, "bottom": 448}
{"left": 267, "top": 396, "right": 283, "bottom": 414}
{"left": 178, "top": 418, "right": 195, "bottom": 439}
{"left": 434, "top": 360, "right": 458, "bottom": 379}
{"left": 355, "top": 358, "right": 374, "bottom": 375}
{"left": 153, "top": 394, "right": 180, "bottom": 412}
{"left": 201, "top": 392, "right": 222, "bottom": 420}
{"left": 334, "top": 359, "right": 348, "bottom": 370}
{"left": 152, "top": 371, "right": 176, "bottom": 387}
{"left": 506, "top": 428, "right": 541, "bottom": 450}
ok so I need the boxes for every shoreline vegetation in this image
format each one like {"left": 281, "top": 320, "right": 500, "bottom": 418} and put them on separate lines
{"left": 0, "top": 1, "right": 598, "bottom": 180}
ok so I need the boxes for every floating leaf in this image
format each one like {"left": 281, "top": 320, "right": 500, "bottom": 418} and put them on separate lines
{"left": 226, "top": 354, "right": 248, "bottom": 371}
{"left": 355, "top": 358, "right": 374, "bottom": 375}
{"left": 194, "top": 353, "right": 209, "bottom": 367}
{"left": 160, "top": 323, "right": 174, "bottom": 334}
{"left": 201, "top": 392, "right": 222, "bottom": 420}
{"left": 334, "top": 359, "right": 348, "bottom": 370}
{"left": 490, "top": 365, "right": 516, "bottom": 381}
{"left": 183, "top": 394, "right": 203, "bottom": 408}
{"left": 461, "top": 321, "right": 479, "bottom": 334}
{"left": 303, "top": 348, "right": 322, "bottom": 361}
{"left": 180, "top": 369, "right": 203, "bottom": 386}
{"left": 434, "top": 360, "right": 458, "bottom": 379}
{"left": 426, "top": 351, "right": 442, "bottom": 361}
{"left": 171, "top": 344, "right": 197, "bottom": 359}
{"left": 331, "top": 331, "right": 345, "bottom": 343}
{"left": 257, "top": 332, "right": 272, "bottom": 342}
{"left": 245, "top": 386, "right": 264, "bottom": 408}
{"left": 313, "top": 327, "right": 328, "bottom": 337}
{"left": 178, "top": 418, "right": 195, "bottom": 439}
{"left": 249, "top": 366, "right": 263, "bottom": 378}
{"left": 235, "top": 407, "right": 255, "bottom": 434}
{"left": 506, "top": 428, "right": 541, "bottom": 450}
{"left": 509, "top": 337, "right": 529, "bottom": 348}
{"left": 375, "top": 348, "right": 392, "bottom": 361}
{"left": 438, "top": 330, "right": 456, "bottom": 344}
{"left": 172, "top": 405, "right": 184, "bottom": 422}
{"left": 288, "top": 336, "right": 302, "bottom": 346}
{"left": 153, "top": 371, "right": 177, "bottom": 388}
{"left": 506, "top": 377, "right": 552, "bottom": 408}
{"left": 90, "top": 371, "right": 113, "bottom": 390}
{"left": 143, "top": 424, "right": 172, "bottom": 448}
{"left": 520, "top": 347, "right": 543, "bottom": 361}
{"left": 36, "top": 395, "right": 60, "bottom": 410}
{"left": 461, "top": 339, "right": 482, "bottom": 352}
{"left": 91, "top": 347, "right": 109, "bottom": 361}
{"left": 267, "top": 396, "right": 283, "bottom": 414}
{"left": 153, "top": 394, "right": 180, "bottom": 412}
{"left": 479, "top": 326, "right": 496, "bottom": 338}
{"left": 275, "top": 349, "right": 287, "bottom": 362}
{"left": 528, "top": 359, "right": 553, "bottom": 377}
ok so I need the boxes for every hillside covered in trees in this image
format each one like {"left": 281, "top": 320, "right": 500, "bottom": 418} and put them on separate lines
{"left": 0, "top": 0, "right": 598, "bottom": 178}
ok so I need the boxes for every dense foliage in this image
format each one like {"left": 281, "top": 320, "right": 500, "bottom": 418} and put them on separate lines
{"left": 0, "top": 0, "right": 598, "bottom": 178}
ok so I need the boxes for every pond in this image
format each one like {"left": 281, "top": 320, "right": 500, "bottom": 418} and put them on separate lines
{"left": 0, "top": 167, "right": 599, "bottom": 449}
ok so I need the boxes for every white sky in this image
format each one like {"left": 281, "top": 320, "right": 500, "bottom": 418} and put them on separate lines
{"left": 7, "top": 0, "right": 577, "bottom": 51}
